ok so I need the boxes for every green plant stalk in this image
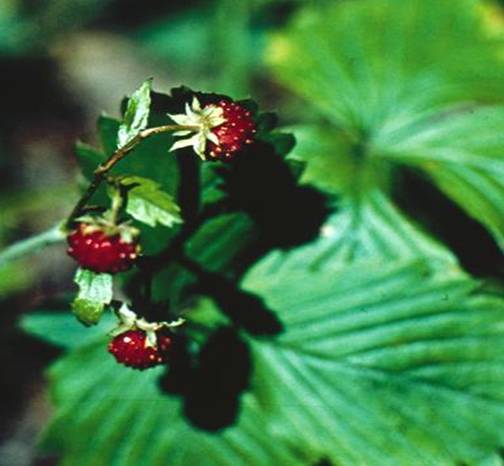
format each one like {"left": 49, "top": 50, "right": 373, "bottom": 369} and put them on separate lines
{"left": 0, "top": 223, "right": 66, "bottom": 268}
{"left": 0, "top": 125, "right": 199, "bottom": 268}
{"left": 65, "top": 124, "right": 199, "bottom": 228}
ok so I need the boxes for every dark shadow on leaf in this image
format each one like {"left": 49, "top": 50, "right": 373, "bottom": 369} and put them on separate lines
{"left": 183, "top": 328, "right": 249, "bottom": 431}
{"left": 314, "top": 459, "right": 333, "bottom": 466}
{"left": 176, "top": 151, "right": 201, "bottom": 223}
{"left": 218, "top": 141, "right": 332, "bottom": 250}
{"left": 160, "top": 327, "right": 252, "bottom": 432}
{"left": 158, "top": 334, "right": 193, "bottom": 396}
{"left": 183, "top": 258, "right": 283, "bottom": 336}
{"left": 392, "top": 167, "right": 504, "bottom": 279}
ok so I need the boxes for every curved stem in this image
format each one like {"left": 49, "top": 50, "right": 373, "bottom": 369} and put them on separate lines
{"left": 0, "top": 224, "right": 66, "bottom": 268}
{"left": 65, "top": 124, "right": 199, "bottom": 228}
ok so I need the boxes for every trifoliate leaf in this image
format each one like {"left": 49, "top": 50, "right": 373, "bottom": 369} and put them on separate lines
{"left": 117, "top": 79, "right": 152, "bottom": 149}
{"left": 118, "top": 176, "right": 182, "bottom": 228}
{"left": 72, "top": 268, "right": 113, "bottom": 325}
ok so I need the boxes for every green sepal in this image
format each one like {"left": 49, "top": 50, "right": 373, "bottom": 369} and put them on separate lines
{"left": 71, "top": 298, "right": 106, "bottom": 326}
{"left": 72, "top": 268, "right": 113, "bottom": 326}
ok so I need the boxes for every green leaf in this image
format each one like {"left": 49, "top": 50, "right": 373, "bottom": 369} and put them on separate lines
{"left": 243, "top": 258, "right": 504, "bottom": 466}
{"left": 272, "top": 191, "right": 456, "bottom": 273}
{"left": 98, "top": 114, "right": 180, "bottom": 196}
{"left": 99, "top": 115, "right": 121, "bottom": 156}
{"left": 287, "top": 126, "right": 455, "bottom": 268}
{"left": 272, "top": 1, "right": 504, "bottom": 249}
{"left": 119, "top": 176, "right": 182, "bottom": 228}
{"left": 37, "top": 257, "right": 504, "bottom": 465}
{"left": 20, "top": 312, "right": 115, "bottom": 349}
{"left": 117, "top": 79, "right": 152, "bottom": 149}
{"left": 150, "top": 212, "right": 257, "bottom": 306}
{"left": 41, "top": 341, "right": 313, "bottom": 466}
{"left": 269, "top": 0, "right": 504, "bottom": 135}
{"left": 72, "top": 268, "right": 113, "bottom": 325}
{"left": 374, "top": 105, "right": 504, "bottom": 249}
{"left": 0, "top": 261, "right": 35, "bottom": 296}
{"left": 75, "top": 140, "right": 106, "bottom": 180}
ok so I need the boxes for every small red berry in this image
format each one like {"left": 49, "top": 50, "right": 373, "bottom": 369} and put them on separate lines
{"left": 206, "top": 100, "right": 256, "bottom": 160}
{"left": 108, "top": 329, "right": 173, "bottom": 370}
{"left": 67, "top": 223, "right": 140, "bottom": 274}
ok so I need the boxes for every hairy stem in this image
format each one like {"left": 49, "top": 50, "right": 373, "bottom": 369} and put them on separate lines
{"left": 65, "top": 124, "right": 199, "bottom": 228}
{"left": 0, "top": 224, "right": 66, "bottom": 268}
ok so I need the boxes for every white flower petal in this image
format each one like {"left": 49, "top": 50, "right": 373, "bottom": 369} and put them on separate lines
{"left": 202, "top": 105, "right": 218, "bottom": 117}
{"left": 145, "top": 330, "right": 157, "bottom": 348}
{"left": 169, "top": 137, "right": 198, "bottom": 152}
{"left": 212, "top": 116, "right": 227, "bottom": 127}
{"left": 184, "top": 101, "right": 193, "bottom": 115}
{"left": 191, "top": 96, "right": 202, "bottom": 112}
{"left": 173, "top": 130, "right": 192, "bottom": 136}
{"left": 167, "top": 113, "right": 193, "bottom": 126}
{"left": 194, "top": 134, "right": 208, "bottom": 160}
{"left": 166, "top": 317, "right": 185, "bottom": 328}
{"left": 109, "top": 323, "right": 133, "bottom": 337}
{"left": 207, "top": 131, "right": 220, "bottom": 146}
{"left": 118, "top": 304, "right": 137, "bottom": 323}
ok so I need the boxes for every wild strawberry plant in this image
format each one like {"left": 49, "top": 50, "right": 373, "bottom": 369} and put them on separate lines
{"left": 1, "top": 0, "right": 503, "bottom": 465}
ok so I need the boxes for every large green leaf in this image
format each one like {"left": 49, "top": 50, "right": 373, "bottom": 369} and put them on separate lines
{"left": 35, "top": 257, "right": 504, "bottom": 465}
{"left": 270, "top": 0, "right": 504, "bottom": 249}
{"left": 39, "top": 336, "right": 314, "bottom": 466}
{"left": 269, "top": 190, "right": 456, "bottom": 272}
{"left": 374, "top": 105, "right": 504, "bottom": 249}
{"left": 287, "top": 126, "right": 456, "bottom": 268}
{"left": 20, "top": 312, "right": 115, "bottom": 349}
{"left": 269, "top": 0, "right": 504, "bottom": 134}
{"left": 244, "top": 258, "right": 504, "bottom": 466}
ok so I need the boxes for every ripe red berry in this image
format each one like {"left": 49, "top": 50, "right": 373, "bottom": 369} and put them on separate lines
{"left": 206, "top": 100, "right": 256, "bottom": 160}
{"left": 108, "top": 329, "right": 173, "bottom": 370}
{"left": 67, "top": 223, "right": 140, "bottom": 274}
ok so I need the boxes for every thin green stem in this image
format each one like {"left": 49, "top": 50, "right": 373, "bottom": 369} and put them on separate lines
{"left": 65, "top": 124, "right": 198, "bottom": 228}
{"left": 0, "top": 224, "right": 66, "bottom": 268}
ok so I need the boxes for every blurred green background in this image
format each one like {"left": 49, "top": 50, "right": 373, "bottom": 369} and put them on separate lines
{"left": 1, "top": 1, "right": 504, "bottom": 465}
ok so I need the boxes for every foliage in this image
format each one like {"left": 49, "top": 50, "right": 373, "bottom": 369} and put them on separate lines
{"left": 9, "top": 0, "right": 504, "bottom": 465}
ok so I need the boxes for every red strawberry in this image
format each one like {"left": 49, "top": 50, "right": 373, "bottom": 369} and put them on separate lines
{"left": 206, "top": 100, "right": 256, "bottom": 160}
{"left": 67, "top": 223, "right": 140, "bottom": 274}
{"left": 108, "top": 329, "right": 173, "bottom": 370}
